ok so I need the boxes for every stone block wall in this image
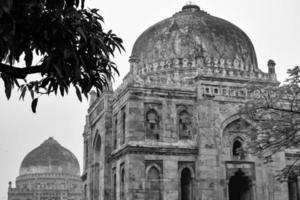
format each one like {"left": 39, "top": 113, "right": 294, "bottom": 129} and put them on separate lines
{"left": 83, "top": 82, "right": 293, "bottom": 200}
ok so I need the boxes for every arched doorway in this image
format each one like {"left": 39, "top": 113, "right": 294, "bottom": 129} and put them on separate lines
{"left": 228, "top": 169, "right": 252, "bottom": 200}
{"left": 181, "top": 167, "right": 192, "bottom": 200}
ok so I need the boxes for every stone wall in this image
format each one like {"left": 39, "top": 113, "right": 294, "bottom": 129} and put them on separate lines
{"left": 83, "top": 75, "right": 290, "bottom": 200}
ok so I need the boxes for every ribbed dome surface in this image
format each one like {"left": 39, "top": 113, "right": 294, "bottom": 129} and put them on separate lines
{"left": 131, "top": 4, "right": 257, "bottom": 70}
{"left": 19, "top": 137, "right": 80, "bottom": 176}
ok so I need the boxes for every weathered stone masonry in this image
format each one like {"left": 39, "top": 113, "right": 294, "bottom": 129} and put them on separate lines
{"left": 82, "top": 4, "right": 298, "bottom": 200}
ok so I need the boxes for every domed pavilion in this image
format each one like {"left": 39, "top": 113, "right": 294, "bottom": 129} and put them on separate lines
{"left": 82, "top": 4, "right": 295, "bottom": 200}
{"left": 8, "top": 137, "right": 83, "bottom": 200}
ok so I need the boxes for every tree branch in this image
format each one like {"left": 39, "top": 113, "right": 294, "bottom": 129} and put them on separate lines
{"left": 0, "top": 63, "right": 44, "bottom": 79}
{"left": 255, "top": 104, "right": 300, "bottom": 115}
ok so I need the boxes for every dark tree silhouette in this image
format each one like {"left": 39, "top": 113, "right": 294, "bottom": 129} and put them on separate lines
{"left": 0, "top": 0, "right": 124, "bottom": 112}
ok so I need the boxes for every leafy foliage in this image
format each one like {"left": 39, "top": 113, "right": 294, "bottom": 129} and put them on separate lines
{"left": 241, "top": 66, "right": 300, "bottom": 178}
{"left": 0, "top": 0, "right": 124, "bottom": 112}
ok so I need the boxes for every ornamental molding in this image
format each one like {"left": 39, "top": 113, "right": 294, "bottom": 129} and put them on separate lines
{"left": 108, "top": 145, "right": 198, "bottom": 162}
{"left": 113, "top": 59, "right": 277, "bottom": 101}
{"left": 136, "top": 56, "right": 275, "bottom": 82}
{"left": 16, "top": 173, "right": 81, "bottom": 181}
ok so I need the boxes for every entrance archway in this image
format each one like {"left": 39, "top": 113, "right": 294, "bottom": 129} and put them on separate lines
{"left": 229, "top": 169, "right": 252, "bottom": 200}
{"left": 181, "top": 167, "right": 192, "bottom": 200}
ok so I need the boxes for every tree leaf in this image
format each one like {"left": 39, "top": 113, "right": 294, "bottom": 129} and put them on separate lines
{"left": 75, "top": 85, "right": 82, "bottom": 102}
{"left": 76, "top": 27, "right": 87, "bottom": 41}
{"left": 0, "top": 2, "right": 124, "bottom": 110}
{"left": 59, "top": 85, "right": 65, "bottom": 96}
{"left": 19, "top": 86, "right": 27, "bottom": 100}
{"left": 2, "top": 74, "right": 12, "bottom": 99}
{"left": 31, "top": 98, "right": 38, "bottom": 113}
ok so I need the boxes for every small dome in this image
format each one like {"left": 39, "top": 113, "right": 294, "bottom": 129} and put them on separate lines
{"left": 19, "top": 137, "right": 80, "bottom": 176}
{"left": 131, "top": 4, "right": 257, "bottom": 74}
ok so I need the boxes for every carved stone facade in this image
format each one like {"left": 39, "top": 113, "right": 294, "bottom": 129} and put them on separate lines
{"left": 82, "top": 4, "right": 295, "bottom": 200}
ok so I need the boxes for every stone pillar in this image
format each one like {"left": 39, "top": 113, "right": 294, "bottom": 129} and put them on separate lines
{"left": 164, "top": 159, "right": 178, "bottom": 200}
{"left": 267, "top": 59, "right": 277, "bottom": 80}
{"left": 129, "top": 56, "right": 140, "bottom": 75}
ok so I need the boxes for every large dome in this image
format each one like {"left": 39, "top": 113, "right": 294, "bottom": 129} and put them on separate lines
{"left": 19, "top": 137, "right": 80, "bottom": 176}
{"left": 131, "top": 4, "right": 258, "bottom": 75}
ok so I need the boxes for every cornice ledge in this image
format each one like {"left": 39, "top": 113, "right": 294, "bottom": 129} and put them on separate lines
{"left": 108, "top": 145, "right": 198, "bottom": 162}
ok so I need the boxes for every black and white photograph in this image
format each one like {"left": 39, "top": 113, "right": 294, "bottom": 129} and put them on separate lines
{"left": 1, "top": 0, "right": 300, "bottom": 200}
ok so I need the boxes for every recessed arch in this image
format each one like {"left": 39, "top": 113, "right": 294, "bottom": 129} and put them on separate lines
{"left": 120, "top": 167, "right": 125, "bottom": 200}
{"left": 146, "top": 163, "right": 162, "bottom": 178}
{"left": 91, "top": 131, "right": 101, "bottom": 200}
{"left": 146, "top": 164, "right": 162, "bottom": 200}
{"left": 146, "top": 109, "right": 159, "bottom": 129}
{"left": 121, "top": 107, "right": 126, "bottom": 144}
{"left": 145, "top": 109, "right": 160, "bottom": 140}
{"left": 178, "top": 165, "right": 195, "bottom": 179}
{"left": 222, "top": 118, "right": 250, "bottom": 149}
{"left": 93, "top": 133, "right": 101, "bottom": 162}
{"left": 147, "top": 166, "right": 160, "bottom": 180}
{"left": 220, "top": 114, "right": 242, "bottom": 132}
{"left": 180, "top": 167, "right": 193, "bottom": 200}
{"left": 232, "top": 137, "right": 244, "bottom": 159}
{"left": 178, "top": 110, "right": 192, "bottom": 139}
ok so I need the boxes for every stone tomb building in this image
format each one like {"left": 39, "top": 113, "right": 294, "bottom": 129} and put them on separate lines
{"left": 8, "top": 138, "right": 83, "bottom": 200}
{"left": 82, "top": 4, "right": 298, "bottom": 200}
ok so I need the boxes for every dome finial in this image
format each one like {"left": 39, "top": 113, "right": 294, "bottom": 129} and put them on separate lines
{"left": 182, "top": 1, "right": 200, "bottom": 12}
{"left": 43, "top": 137, "right": 59, "bottom": 145}
{"left": 187, "top": 0, "right": 194, "bottom": 5}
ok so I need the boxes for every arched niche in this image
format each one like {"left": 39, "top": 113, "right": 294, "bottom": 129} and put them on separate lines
{"left": 178, "top": 110, "right": 192, "bottom": 140}
{"left": 121, "top": 107, "right": 126, "bottom": 144}
{"left": 113, "top": 116, "right": 117, "bottom": 149}
{"left": 112, "top": 168, "right": 117, "bottom": 200}
{"left": 223, "top": 118, "right": 250, "bottom": 159}
{"left": 120, "top": 167, "right": 125, "bottom": 200}
{"left": 93, "top": 133, "right": 101, "bottom": 164}
{"left": 145, "top": 109, "right": 160, "bottom": 140}
{"left": 146, "top": 164, "right": 162, "bottom": 200}
{"left": 232, "top": 137, "right": 245, "bottom": 160}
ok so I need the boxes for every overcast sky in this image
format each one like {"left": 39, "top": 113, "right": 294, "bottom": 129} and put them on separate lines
{"left": 1, "top": 0, "right": 300, "bottom": 199}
